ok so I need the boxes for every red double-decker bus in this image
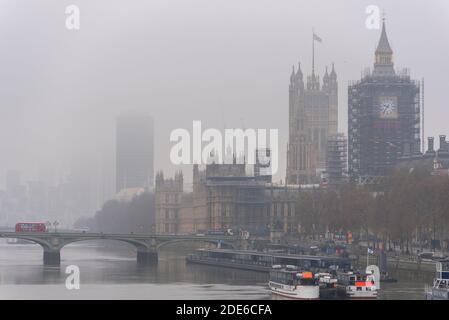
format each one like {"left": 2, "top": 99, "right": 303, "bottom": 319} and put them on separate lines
{"left": 15, "top": 222, "right": 47, "bottom": 233}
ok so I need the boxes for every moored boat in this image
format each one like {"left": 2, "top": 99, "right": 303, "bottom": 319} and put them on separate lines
{"left": 336, "top": 271, "right": 378, "bottom": 299}
{"left": 6, "top": 238, "right": 32, "bottom": 245}
{"left": 269, "top": 265, "right": 320, "bottom": 300}
{"left": 6, "top": 238, "right": 18, "bottom": 244}
{"left": 316, "top": 272, "right": 338, "bottom": 299}
{"left": 425, "top": 259, "right": 449, "bottom": 300}
{"left": 186, "top": 248, "right": 352, "bottom": 273}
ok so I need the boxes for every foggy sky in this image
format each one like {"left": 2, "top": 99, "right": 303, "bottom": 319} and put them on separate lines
{"left": 1, "top": 0, "right": 448, "bottom": 196}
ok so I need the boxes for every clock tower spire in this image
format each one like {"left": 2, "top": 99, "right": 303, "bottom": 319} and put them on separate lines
{"left": 373, "top": 17, "right": 395, "bottom": 77}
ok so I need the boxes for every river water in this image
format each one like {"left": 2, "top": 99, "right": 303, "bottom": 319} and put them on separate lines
{"left": 0, "top": 241, "right": 433, "bottom": 300}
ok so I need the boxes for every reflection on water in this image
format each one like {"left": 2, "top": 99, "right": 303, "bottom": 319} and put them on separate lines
{"left": 0, "top": 241, "right": 433, "bottom": 300}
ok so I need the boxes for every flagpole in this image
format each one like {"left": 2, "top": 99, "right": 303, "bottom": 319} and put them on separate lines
{"left": 367, "top": 249, "right": 369, "bottom": 269}
{"left": 312, "top": 27, "right": 315, "bottom": 76}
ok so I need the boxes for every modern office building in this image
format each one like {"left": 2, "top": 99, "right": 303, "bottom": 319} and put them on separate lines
{"left": 116, "top": 112, "right": 154, "bottom": 192}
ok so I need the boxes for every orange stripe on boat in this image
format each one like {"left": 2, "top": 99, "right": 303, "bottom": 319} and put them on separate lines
{"left": 302, "top": 272, "right": 313, "bottom": 278}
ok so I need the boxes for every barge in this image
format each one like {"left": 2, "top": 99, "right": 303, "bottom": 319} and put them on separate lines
{"left": 186, "top": 248, "right": 352, "bottom": 274}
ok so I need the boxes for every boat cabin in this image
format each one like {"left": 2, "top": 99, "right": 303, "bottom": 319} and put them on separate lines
{"left": 269, "top": 268, "right": 317, "bottom": 286}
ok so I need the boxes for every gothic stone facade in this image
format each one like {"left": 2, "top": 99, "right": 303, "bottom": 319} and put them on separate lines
{"left": 287, "top": 63, "right": 338, "bottom": 185}
{"left": 155, "top": 164, "right": 302, "bottom": 236}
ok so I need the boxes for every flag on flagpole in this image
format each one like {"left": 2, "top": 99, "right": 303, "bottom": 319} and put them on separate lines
{"left": 313, "top": 32, "right": 322, "bottom": 43}
{"left": 367, "top": 248, "right": 374, "bottom": 255}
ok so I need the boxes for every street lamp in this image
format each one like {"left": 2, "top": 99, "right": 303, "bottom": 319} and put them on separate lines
{"left": 53, "top": 220, "right": 59, "bottom": 233}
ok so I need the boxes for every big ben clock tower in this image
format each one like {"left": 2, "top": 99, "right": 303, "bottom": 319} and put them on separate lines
{"left": 348, "top": 18, "right": 421, "bottom": 183}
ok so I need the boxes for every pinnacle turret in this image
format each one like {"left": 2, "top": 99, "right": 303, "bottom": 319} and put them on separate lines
{"left": 323, "top": 66, "right": 329, "bottom": 80}
{"left": 290, "top": 65, "right": 295, "bottom": 83}
{"left": 330, "top": 63, "right": 337, "bottom": 79}
{"left": 296, "top": 62, "right": 303, "bottom": 79}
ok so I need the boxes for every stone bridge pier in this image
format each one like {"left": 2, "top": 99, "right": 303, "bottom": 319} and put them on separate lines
{"left": 136, "top": 250, "right": 158, "bottom": 265}
{"left": 134, "top": 239, "right": 158, "bottom": 265}
{"left": 33, "top": 236, "right": 63, "bottom": 265}
{"left": 44, "top": 250, "right": 61, "bottom": 265}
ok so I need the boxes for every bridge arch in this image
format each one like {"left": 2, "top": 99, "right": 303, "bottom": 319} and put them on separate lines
{"left": 1, "top": 234, "right": 158, "bottom": 266}
{"left": 60, "top": 237, "right": 154, "bottom": 252}
{"left": 4, "top": 235, "right": 54, "bottom": 251}
{"left": 59, "top": 237, "right": 158, "bottom": 265}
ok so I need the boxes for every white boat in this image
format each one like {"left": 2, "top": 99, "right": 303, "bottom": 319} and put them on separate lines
{"left": 6, "top": 238, "right": 32, "bottom": 245}
{"left": 425, "top": 260, "right": 449, "bottom": 300}
{"left": 316, "top": 272, "right": 338, "bottom": 286}
{"left": 316, "top": 272, "right": 338, "bottom": 299}
{"left": 6, "top": 238, "right": 18, "bottom": 244}
{"left": 269, "top": 265, "right": 320, "bottom": 300}
{"left": 336, "top": 271, "right": 378, "bottom": 299}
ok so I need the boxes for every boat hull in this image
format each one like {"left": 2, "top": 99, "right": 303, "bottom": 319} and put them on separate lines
{"left": 426, "top": 288, "right": 449, "bottom": 300}
{"left": 336, "top": 285, "right": 377, "bottom": 299}
{"left": 269, "top": 282, "right": 320, "bottom": 300}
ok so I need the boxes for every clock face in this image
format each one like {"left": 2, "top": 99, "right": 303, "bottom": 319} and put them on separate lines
{"left": 378, "top": 96, "right": 398, "bottom": 119}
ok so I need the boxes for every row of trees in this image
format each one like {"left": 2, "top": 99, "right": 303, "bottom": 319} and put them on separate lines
{"left": 74, "top": 192, "right": 155, "bottom": 233}
{"left": 295, "top": 168, "right": 449, "bottom": 253}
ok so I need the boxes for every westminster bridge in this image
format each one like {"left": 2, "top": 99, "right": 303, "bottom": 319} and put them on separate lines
{"left": 0, "top": 231, "right": 260, "bottom": 265}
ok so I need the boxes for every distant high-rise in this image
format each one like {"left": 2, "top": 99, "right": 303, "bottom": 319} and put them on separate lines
{"left": 116, "top": 112, "right": 154, "bottom": 193}
{"left": 348, "top": 19, "right": 421, "bottom": 182}
{"left": 286, "top": 56, "right": 338, "bottom": 184}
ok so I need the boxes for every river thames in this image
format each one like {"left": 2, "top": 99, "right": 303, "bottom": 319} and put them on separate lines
{"left": 0, "top": 241, "right": 433, "bottom": 300}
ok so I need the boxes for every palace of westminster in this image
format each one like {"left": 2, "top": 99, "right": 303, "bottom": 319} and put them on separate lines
{"left": 155, "top": 21, "right": 449, "bottom": 236}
